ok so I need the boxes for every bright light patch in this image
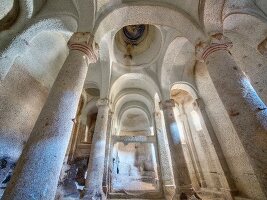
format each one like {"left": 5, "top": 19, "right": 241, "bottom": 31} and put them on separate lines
{"left": 150, "top": 126, "right": 154, "bottom": 135}
{"left": 83, "top": 125, "right": 88, "bottom": 142}
{"left": 177, "top": 120, "right": 186, "bottom": 144}
{"left": 150, "top": 144, "right": 157, "bottom": 166}
{"left": 191, "top": 110, "right": 202, "bottom": 131}
{"left": 169, "top": 122, "right": 181, "bottom": 144}
{"left": 173, "top": 107, "right": 185, "bottom": 144}
{"left": 150, "top": 143, "right": 159, "bottom": 180}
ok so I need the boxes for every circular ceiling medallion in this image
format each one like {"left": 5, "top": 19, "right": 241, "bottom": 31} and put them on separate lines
{"left": 122, "top": 25, "right": 146, "bottom": 44}
{"left": 114, "top": 24, "right": 162, "bottom": 67}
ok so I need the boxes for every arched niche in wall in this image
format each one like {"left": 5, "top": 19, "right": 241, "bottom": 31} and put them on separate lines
{"left": 161, "top": 37, "right": 196, "bottom": 100}
{"left": 169, "top": 82, "right": 199, "bottom": 147}
{"left": 170, "top": 82, "right": 200, "bottom": 141}
{"left": 170, "top": 82, "right": 199, "bottom": 102}
{"left": 169, "top": 82, "right": 229, "bottom": 193}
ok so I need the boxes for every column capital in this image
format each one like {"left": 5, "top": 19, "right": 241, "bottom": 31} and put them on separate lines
{"left": 195, "top": 33, "right": 232, "bottom": 62}
{"left": 96, "top": 98, "right": 109, "bottom": 108}
{"left": 68, "top": 32, "right": 99, "bottom": 63}
{"left": 159, "top": 99, "right": 175, "bottom": 110}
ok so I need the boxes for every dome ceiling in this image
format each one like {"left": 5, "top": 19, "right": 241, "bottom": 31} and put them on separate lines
{"left": 113, "top": 24, "right": 162, "bottom": 67}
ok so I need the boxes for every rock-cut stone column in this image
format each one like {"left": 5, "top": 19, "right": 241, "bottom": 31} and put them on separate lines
{"left": 179, "top": 106, "right": 206, "bottom": 189}
{"left": 160, "top": 99, "right": 194, "bottom": 199}
{"left": 103, "top": 111, "right": 114, "bottom": 195}
{"left": 196, "top": 34, "right": 267, "bottom": 197}
{"left": 194, "top": 98, "right": 236, "bottom": 199}
{"left": 84, "top": 98, "right": 110, "bottom": 200}
{"left": 1, "top": 32, "right": 98, "bottom": 200}
{"left": 154, "top": 111, "right": 175, "bottom": 200}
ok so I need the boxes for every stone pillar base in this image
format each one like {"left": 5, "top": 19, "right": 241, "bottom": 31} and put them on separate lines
{"left": 83, "top": 188, "right": 107, "bottom": 200}
{"left": 163, "top": 185, "right": 176, "bottom": 200}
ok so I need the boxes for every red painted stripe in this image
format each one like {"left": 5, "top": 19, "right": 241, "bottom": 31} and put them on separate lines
{"left": 70, "top": 44, "right": 92, "bottom": 53}
{"left": 203, "top": 47, "right": 227, "bottom": 60}
{"left": 72, "top": 48, "right": 88, "bottom": 55}
{"left": 69, "top": 44, "right": 96, "bottom": 59}
{"left": 202, "top": 44, "right": 228, "bottom": 61}
{"left": 71, "top": 46, "right": 90, "bottom": 55}
{"left": 202, "top": 44, "right": 228, "bottom": 58}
